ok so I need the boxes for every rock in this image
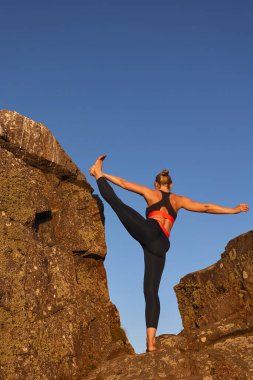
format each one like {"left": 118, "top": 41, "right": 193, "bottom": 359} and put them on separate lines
{"left": 0, "top": 110, "right": 84, "bottom": 181}
{"left": 86, "top": 231, "right": 253, "bottom": 380}
{"left": 174, "top": 230, "right": 253, "bottom": 349}
{"left": 0, "top": 110, "right": 134, "bottom": 380}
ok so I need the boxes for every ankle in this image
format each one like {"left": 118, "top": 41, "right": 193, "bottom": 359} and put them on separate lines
{"left": 146, "top": 337, "right": 156, "bottom": 345}
{"left": 95, "top": 172, "right": 104, "bottom": 180}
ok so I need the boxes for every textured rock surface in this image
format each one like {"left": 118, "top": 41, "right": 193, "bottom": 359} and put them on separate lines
{"left": 0, "top": 110, "right": 134, "bottom": 380}
{"left": 1, "top": 110, "right": 252, "bottom": 380}
{"left": 87, "top": 231, "right": 253, "bottom": 380}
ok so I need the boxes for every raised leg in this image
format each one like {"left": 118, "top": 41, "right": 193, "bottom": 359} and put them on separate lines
{"left": 96, "top": 176, "right": 154, "bottom": 245}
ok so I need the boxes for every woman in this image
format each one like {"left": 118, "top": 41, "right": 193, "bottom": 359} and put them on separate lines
{"left": 89, "top": 154, "right": 249, "bottom": 353}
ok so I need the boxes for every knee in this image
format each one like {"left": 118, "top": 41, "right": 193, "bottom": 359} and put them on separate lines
{"left": 143, "top": 287, "right": 158, "bottom": 300}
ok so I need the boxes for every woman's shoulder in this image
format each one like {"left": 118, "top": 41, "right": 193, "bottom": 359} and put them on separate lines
{"left": 169, "top": 192, "right": 182, "bottom": 213}
{"left": 144, "top": 188, "right": 163, "bottom": 205}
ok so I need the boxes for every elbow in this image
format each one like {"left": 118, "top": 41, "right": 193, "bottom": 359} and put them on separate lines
{"left": 203, "top": 204, "right": 210, "bottom": 213}
{"left": 121, "top": 179, "right": 127, "bottom": 188}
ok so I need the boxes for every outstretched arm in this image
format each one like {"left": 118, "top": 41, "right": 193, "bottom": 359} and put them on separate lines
{"left": 177, "top": 195, "right": 250, "bottom": 214}
{"left": 101, "top": 172, "right": 151, "bottom": 197}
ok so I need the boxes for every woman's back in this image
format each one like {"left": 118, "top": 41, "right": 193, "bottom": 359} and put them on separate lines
{"left": 145, "top": 190, "right": 178, "bottom": 219}
{"left": 145, "top": 189, "right": 179, "bottom": 238}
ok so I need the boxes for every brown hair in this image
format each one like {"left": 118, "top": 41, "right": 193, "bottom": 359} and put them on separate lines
{"left": 155, "top": 169, "right": 172, "bottom": 188}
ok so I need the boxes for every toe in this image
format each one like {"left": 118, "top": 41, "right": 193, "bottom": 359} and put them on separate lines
{"left": 98, "top": 154, "right": 107, "bottom": 160}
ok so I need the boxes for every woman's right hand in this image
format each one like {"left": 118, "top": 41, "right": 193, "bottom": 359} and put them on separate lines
{"left": 233, "top": 204, "right": 250, "bottom": 213}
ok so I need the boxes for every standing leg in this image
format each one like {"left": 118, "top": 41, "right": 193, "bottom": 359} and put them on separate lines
{"left": 143, "top": 246, "right": 166, "bottom": 351}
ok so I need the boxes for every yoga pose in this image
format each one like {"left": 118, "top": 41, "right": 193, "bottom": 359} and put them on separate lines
{"left": 89, "top": 154, "right": 249, "bottom": 353}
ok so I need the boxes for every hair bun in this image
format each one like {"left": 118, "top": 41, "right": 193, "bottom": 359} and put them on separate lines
{"left": 161, "top": 169, "right": 169, "bottom": 176}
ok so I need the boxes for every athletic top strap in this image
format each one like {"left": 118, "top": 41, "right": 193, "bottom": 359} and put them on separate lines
{"left": 147, "top": 210, "right": 175, "bottom": 224}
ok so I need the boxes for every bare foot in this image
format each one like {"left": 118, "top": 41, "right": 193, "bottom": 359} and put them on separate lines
{"left": 146, "top": 347, "right": 157, "bottom": 353}
{"left": 89, "top": 154, "right": 107, "bottom": 178}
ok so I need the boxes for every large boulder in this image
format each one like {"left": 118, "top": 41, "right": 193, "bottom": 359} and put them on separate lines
{"left": 0, "top": 110, "right": 134, "bottom": 380}
{"left": 174, "top": 230, "right": 253, "bottom": 350}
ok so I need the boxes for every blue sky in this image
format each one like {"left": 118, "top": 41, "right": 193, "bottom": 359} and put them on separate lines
{"left": 1, "top": 0, "right": 252, "bottom": 354}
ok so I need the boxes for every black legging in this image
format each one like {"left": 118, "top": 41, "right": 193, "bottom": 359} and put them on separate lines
{"left": 96, "top": 177, "right": 170, "bottom": 328}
